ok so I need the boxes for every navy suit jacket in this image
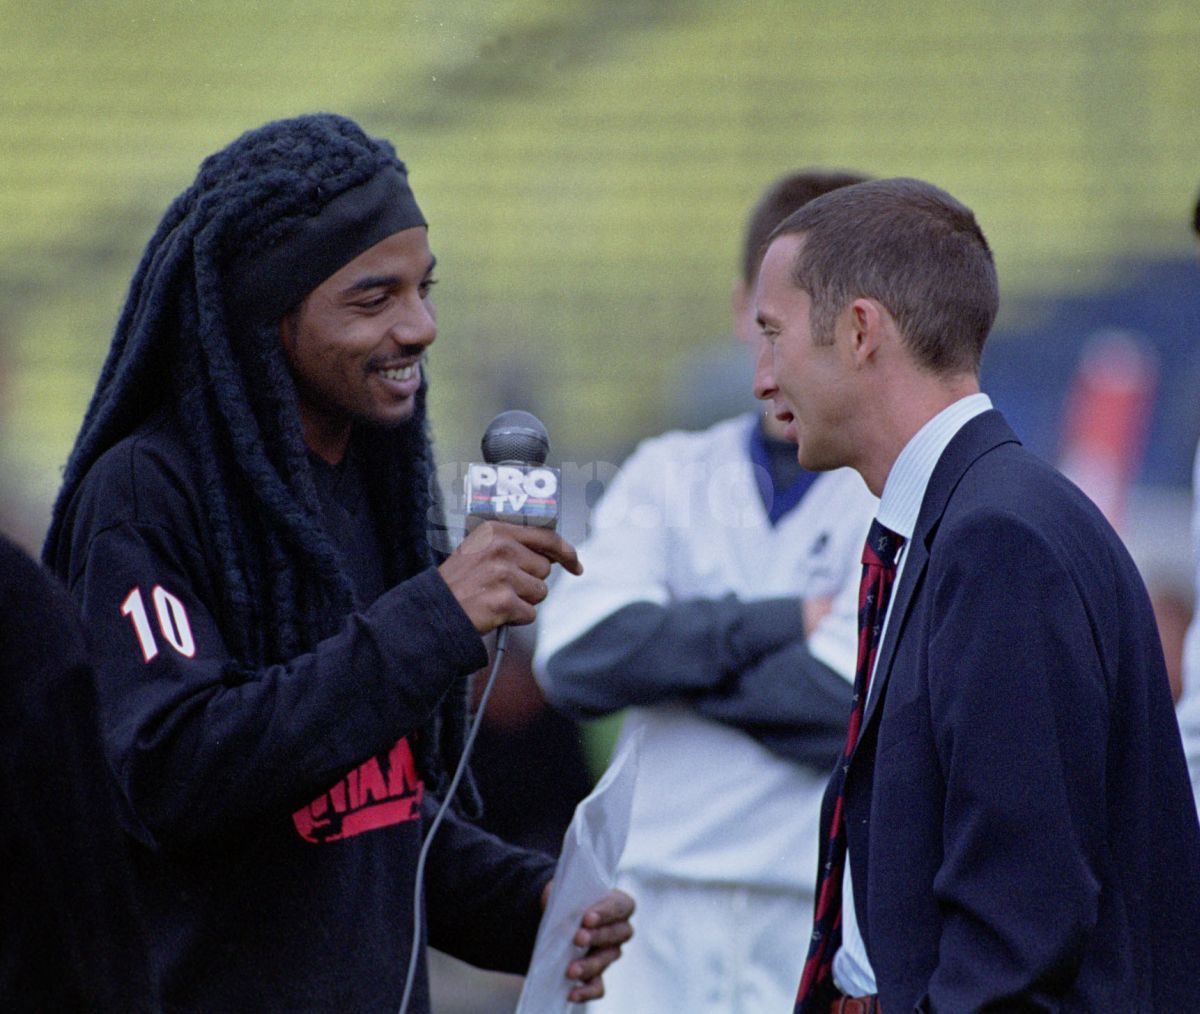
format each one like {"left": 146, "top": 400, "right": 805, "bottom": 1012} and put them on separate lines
{"left": 831, "top": 410, "right": 1200, "bottom": 1011}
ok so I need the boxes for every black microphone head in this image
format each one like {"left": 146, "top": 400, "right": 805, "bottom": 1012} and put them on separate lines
{"left": 481, "top": 410, "right": 550, "bottom": 465}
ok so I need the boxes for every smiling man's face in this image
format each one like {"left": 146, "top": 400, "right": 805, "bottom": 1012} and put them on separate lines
{"left": 279, "top": 225, "right": 438, "bottom": 463}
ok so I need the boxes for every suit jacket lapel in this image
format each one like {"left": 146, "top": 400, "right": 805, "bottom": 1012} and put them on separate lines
{"left": 856, "top": 409, "right": 1021, "bottom": 744}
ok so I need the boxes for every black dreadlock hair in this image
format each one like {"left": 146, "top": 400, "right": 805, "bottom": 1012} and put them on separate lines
{"left": 44, "top": 113, "right": 477, "bottom": 813}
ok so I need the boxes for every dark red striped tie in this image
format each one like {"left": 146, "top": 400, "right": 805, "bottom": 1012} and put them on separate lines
{"left": 794, "top": 518, "right": 904, "bottom": 1012}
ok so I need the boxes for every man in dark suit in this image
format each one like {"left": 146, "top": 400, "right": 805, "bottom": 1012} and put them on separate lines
{"left": 753, "top": 176, "right": 1200, "bottom": 1012}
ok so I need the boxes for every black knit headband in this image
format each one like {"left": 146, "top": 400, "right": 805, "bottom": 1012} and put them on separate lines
{"left": 225, "top": 164, "right": 426, "bottom": 326}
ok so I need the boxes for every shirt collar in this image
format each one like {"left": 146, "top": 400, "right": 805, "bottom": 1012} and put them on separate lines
{"left": 876, "top": 392, "right": 992, "bottom": 540}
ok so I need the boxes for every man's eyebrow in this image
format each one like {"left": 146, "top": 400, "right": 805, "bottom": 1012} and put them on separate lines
{"left": 343, "top": 274, "right": 398, "bottom": 295}
{"left": 341, "top": 256, "right": 437, "bottom": 296}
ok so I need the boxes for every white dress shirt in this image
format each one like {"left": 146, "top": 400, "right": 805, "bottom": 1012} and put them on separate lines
{"left": 833, "top": 392, "right": 993, "bottom": 996}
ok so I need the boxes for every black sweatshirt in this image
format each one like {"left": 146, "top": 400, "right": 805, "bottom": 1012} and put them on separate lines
{"left": 54, "top": 413, "right": 554, "bottom": 1012}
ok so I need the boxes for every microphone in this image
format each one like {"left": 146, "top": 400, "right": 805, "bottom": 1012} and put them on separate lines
{"left": 465, "top": 410, "right": 560, "bottom": 532}
{"left": 402, "top": 414, "right": 565, "bottom": 1014}
{"left": 401, "top": 411, "right": 560, "bottom": 1014}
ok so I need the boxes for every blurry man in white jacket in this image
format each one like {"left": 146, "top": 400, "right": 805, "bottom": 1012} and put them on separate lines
{"left": 534, "top": 170, "right": 877, "bottom": 1012}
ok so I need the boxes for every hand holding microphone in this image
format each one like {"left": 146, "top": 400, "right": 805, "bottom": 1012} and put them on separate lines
{"left": 438, "top": 411, "right": 581, "bottom": 634}
{"left": 404, "top": 413, "right": 585, "bottom": 1014}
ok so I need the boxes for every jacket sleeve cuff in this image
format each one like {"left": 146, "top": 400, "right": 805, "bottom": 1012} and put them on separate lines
{"left": 392, "top": 566, "right": 490, "bottom": 675}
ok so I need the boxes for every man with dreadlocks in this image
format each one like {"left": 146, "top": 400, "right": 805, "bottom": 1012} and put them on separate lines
{"left": 44, "top": 113, "right": 633, "bottom": 1011}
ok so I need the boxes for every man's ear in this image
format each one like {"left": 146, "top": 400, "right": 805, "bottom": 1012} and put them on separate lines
{"left": 847, "top": 298, "right": 889, "bottom": 367}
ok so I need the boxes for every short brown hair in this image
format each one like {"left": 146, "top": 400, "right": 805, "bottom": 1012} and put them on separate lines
{"left": 770, "top": 177, "right": 999, "bottom": 375}
{"left": 740, "top": 169, "right": 871, "bottom": 286}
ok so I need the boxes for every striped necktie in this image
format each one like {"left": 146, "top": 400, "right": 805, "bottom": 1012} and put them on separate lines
{"left": 794, "top": 518, "right": 904, "bottom": 1012}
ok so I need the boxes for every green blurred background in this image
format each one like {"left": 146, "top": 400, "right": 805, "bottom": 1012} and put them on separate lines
{"left": 3, "top": 0, "right": 1199, "bottom": 553}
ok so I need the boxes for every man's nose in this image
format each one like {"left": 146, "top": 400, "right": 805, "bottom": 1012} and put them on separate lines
{"left": 388, "top": 297, "right": 437, "bottom": 348}
{"left": 751, "top": 337, "right": 775, "bottom": 401}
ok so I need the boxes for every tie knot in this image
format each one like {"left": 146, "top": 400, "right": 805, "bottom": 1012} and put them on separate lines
{"left": 863, "top": 518, "right": 904, "bottom": 570}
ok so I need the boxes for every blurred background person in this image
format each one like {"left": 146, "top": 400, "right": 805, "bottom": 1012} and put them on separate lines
{"left": 533, "top": 170, "right": 877, "bottom": 1012}
{"left": 1, "top": 530, "right": 147, "bottom": 1011}
{"left": 429, "top": 626, "right": 596, "bottom": 1013}
{"left": 470, "top": 625, "right": 593, "bottom": 858}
